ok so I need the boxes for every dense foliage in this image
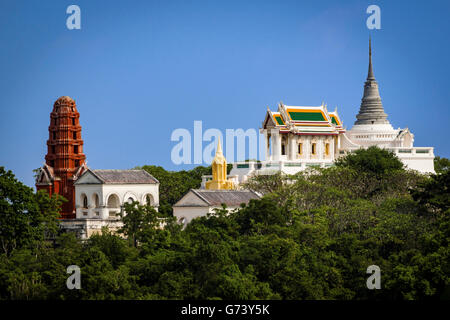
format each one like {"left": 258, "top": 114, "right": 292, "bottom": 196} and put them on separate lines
{"left": 0, "top": 148, "right": 448, "bottom": 300}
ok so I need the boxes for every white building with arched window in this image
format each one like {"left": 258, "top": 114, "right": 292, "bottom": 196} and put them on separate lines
{"left": 62, "top": 169, "right": 159, "bottom": 238}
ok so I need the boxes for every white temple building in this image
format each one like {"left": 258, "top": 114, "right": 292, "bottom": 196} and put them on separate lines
{"left": 225, "top": 39, "right": 435, "bottom": 184}
{"left": 61, "top": 169, "right": 159, "bottom": 239}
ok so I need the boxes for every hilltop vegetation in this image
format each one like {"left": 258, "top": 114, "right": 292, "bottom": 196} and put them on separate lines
{"left": 0, "top": 147, "right": 448, "bottom": 300}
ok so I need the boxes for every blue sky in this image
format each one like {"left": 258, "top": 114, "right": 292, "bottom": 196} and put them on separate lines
{"left": 0, "top": 0, "right": 449, "bottom": 187}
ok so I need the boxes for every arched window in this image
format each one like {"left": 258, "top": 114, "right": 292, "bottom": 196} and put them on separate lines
{"left": 107, "top": 194, "right": 120, "bottom": 208}
{"left": 82, "top": 195, "right": 88, "bottom": 208}
{"left": 107, "top": 194, "right": 121, "bottom": 218}
{"left": 127, "top": 197, "right": 134, "bottom": 204}
{"left": 93, "top": 193, "right": 99, "bottom": 208}
{"left": 145, "top": 194, "right": 154, "bottom": 206}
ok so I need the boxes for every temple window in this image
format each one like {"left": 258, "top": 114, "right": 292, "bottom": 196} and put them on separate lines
{"left": 82, "top": 195, "right": 88, "bottom": 209}
{"left": 74, "top": 145, "right": 79, "bottom": 154}
{"left": 93, "top": 194, "right": 99, "bottom": 208}
{"left": 311, "top": 143, "right": 316, "bottom": 155}
{"left": 51, "top": 145, "right": 56, "bottom": 154}
{"left": 72, "top": 118, "right": 76, "bottom": 125}
{"left": 73, "top": 132, "right": 77, "bottom": 140}
{"left": 298, "top": 143, "right": 302, "bottom": 155}
{"left": 281, "top": 144, "right": 286, "bottom": 155}
{"left": 52, "top": 131, "right": 56, "bottom": 140}
{"left": 145, "top": 194, "right": 153, "bottom": 206}
{"left": 325, "top": 143, "right": 330, "bottom": 155}
{"left": 107, "top": 194, "right": 120, "bottom": 209}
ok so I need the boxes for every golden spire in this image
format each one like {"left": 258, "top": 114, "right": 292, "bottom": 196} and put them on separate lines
{"left": 205, "top": 138, "right": 235, "bottom": 190}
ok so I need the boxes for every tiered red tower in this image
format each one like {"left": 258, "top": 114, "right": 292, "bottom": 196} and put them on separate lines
{"left": 36, "top": 96, "right": 87, "bottom": 219}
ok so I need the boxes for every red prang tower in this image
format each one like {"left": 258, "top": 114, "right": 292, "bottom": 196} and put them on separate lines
{"left": 36, "top": 96, "right": 87, "bottom": 219}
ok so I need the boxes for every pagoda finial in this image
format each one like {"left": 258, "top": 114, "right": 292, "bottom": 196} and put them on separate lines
{"left": 206, "top": 137, "right": 234, "bottom": 190}
{"left": 216, "top": 137, "right": 223, "bottom": 155}
{"left": 367, "top": 35, "right": 375, "bottom": 80}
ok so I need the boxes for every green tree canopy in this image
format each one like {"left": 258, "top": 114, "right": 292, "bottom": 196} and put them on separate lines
{"left": 335, "top": 146, "right": 404, "bottom": 176}
{"left": 0, "top": 167, "right": 64, "bottom": 256}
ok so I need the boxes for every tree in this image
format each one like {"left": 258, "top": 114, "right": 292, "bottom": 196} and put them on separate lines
{"left": 119, "top": 201, "right": 175, "bottom": 250}
{"left": 411, "top": 170, "right": 450, "bottom": 213}
{"left": 434, "top": 156, "right": 450, "bottom": 174}
{"left": 1, "top": 163, "right": 449, "bottom": 300}
{"left": 87, "top": 228, "right": 137, "bottom": 268}
{"left": 0, "top": 167, "right": 64, "bottom": 256}
{"left": 335, "top": 146, "right": 404, "bottom": 177}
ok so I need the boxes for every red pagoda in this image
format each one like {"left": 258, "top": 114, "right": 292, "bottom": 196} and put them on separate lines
{"left": 36, "top": 96, "right": 87, "bottom": 219}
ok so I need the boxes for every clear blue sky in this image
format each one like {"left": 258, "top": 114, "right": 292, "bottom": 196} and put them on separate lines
{"left": 1, "top": 0, "right": 449, "bottom": 187}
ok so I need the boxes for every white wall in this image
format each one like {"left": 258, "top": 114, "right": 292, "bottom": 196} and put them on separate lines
{"left": 173, "top": 205, "right": 240, "bottom": 226}
{"left": 400, "top": 157, "right": 435, "bottom": 174}
{"left": 75, "top": 183, "right": 159, "bottom": 219}
{"left": 173, "top": 206, "right": 210, "bottom": 225}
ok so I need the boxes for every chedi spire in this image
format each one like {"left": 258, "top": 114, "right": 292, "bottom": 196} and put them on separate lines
{"left": 354, "top": 37, "right": 390, "bottom": 125}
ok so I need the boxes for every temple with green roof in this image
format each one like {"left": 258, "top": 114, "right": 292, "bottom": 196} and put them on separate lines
{"left": 226, "top": 39, "right": 435, "bottom": 184}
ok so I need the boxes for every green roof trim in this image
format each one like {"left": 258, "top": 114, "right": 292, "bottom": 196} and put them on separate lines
{"left": 289, "top": 111, "right": 326, "bottom": 122}
{"left": 274, "top": 115, "right": 285, "bottom": 125}
{"left": 331, "top": 116, "right": 338, "bottom": 125}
